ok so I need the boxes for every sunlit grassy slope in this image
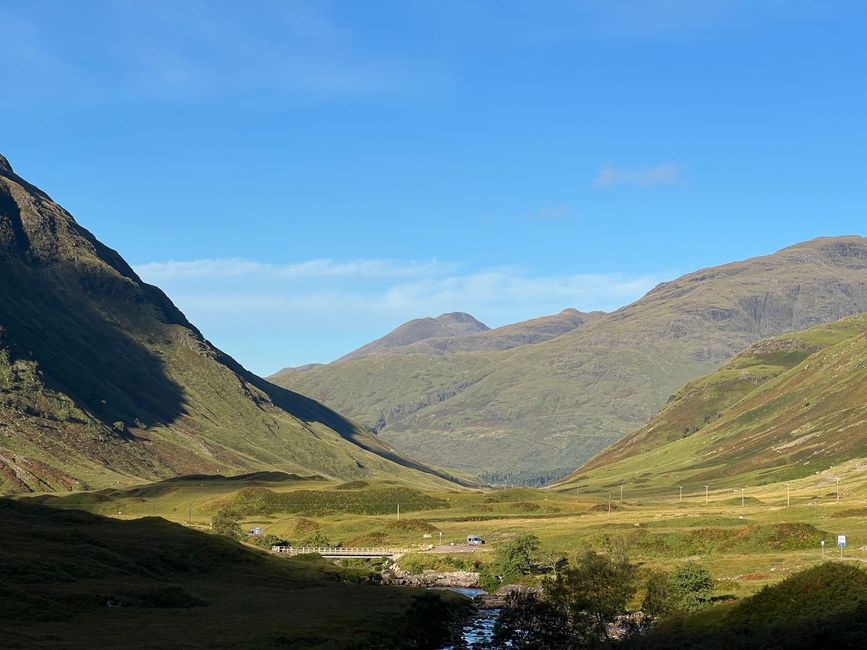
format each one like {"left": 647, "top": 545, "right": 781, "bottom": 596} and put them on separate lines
{"left": 31, "top": 463, "right": 867, "bottom": 602}
{"left": 558, "top": 313, "right": 867, "bottom": 494}
{"left": 0, "top": 497, "right": 468, "bottom": 649}
{"left": 274, "top": 237, "right": 867, "bottom": 483}
{"left": 0, "top": 154, "right": 461, "bottom": 493}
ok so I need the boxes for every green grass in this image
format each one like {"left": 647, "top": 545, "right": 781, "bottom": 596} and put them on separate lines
{"left": 0, "top": 498, "right": 470, "bottom": 649}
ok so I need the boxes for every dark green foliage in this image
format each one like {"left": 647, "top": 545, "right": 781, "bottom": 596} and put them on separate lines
{"left": 669, "top": 561, "right": 714, "bottom": 613}
{"left": 641, "top": 569, "right": 674, "bottom": 618}
{"left": 396, "top": 591, "right": 472, "bottom": 649}
{"left": 623, "top": 523, "right": 827, "bottom": 556}
{"left": 210, "top": 507, "right": 242, "bottom": 540}
{"left": 624, "top": 563, "right": 867, "bottom": 649}
{"left": 480, "top": 534, "right": 540, "bottom": 590}
{"left": 549, "top": 550, "right": 638, "bottom": 640}
{"left": 250, "top": 533, "right": 290, "bottom": 549}
{"left": 221, "top": 486, "right": 448, "bottom": 517}
{"left": 301, "top": 531, "right": 332, "bottom": 547}
{"left": 493, "top": 591, "right": 580, "bottom": 649}
{"left": 493, "top": 549, "right": 638, "bottom": 648}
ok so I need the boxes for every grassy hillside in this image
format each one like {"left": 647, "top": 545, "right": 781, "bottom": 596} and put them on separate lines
{"left": 558, "top": 313, "right": 867, "bottom": 494}
{"left": 625, "top": 563, "right": 867, "bottom": 649}
{"left": 273, "top": 237, "right": 867, "bottom": 483}
{"left": 0, "top": 498, "right": 468, "bottom": 649}
{"left": 30, "top": 465, "right": 867, "bottom": 601}
{"left": 0, "top": 154, "right": 461, "bottom": 493}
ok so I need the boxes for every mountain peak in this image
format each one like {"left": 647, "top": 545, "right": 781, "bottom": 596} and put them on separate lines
{"left": 0, "top": 153, "right": 12, "bottom": 174}
{"left": 435, "top": 312, "right": 489, "bottom": 329}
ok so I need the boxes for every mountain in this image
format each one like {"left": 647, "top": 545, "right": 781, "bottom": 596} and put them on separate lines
{"left": 557, "top": 312, "right": 867, "bottom": 493}
{"left": 335, "top": 311, "right": 490, "bottom": 362}
{"left": 272, "top": 237, "right": 867, "bottom": 483}
{"left": 0, "top": 153, "right": 461, "bottom": 493}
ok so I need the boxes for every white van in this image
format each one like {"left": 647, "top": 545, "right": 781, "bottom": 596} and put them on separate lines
{"left": 466, "top": 535, "right": 485, "bottom": 545}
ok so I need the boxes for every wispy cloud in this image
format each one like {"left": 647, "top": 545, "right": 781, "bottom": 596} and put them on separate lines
{"left": 0, "top": 0, "right": 412, "bottom": 106}
{"left": 593, "top": 164, "right": 682, "bottom": 189}
{"left": 134, "top": 257, "right": 662, "bottom": 373}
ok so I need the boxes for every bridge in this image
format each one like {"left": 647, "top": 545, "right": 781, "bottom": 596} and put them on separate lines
{"left": 271, "top": 546, "right": 411, "bottom": 559}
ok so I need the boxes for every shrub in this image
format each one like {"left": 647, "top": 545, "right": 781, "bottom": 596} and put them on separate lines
{"left": 494, "top": 549, "right": 638, "bottom": 647}
{"left": 670, "top": 561, "right": 714, "bottom": 613}
{"left": 210, "top": 508, "right": 242, "bottom": 540}
{"left": 642, "top": 569, "right": 674, "bottom": 618}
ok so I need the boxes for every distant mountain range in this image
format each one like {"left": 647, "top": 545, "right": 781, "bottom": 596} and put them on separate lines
{"left": 558, "top": 311, "right": 867, "bottom": 492}
{"left": 0, "top": 153, "right": 461, "bottom": 493}
{"left": 272, "top": 236, "right": 867, "bottom": 484}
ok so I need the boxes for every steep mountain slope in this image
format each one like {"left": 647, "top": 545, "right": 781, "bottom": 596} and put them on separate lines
{"left": 0, "top": 154, "right": 460, "bottom": 493}
{"left": 273, "top": 237, "right": 867, "bottom": 483}
{"left": 557, "top": 313, "right": 867, "bottom": 493}
{"left": 336, "top": 311, "right": 489, "bottom": 362}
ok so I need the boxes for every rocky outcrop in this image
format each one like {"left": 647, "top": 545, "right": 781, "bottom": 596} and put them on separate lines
{"left": 382, "top": 568, "right": 479, "bottom": 588}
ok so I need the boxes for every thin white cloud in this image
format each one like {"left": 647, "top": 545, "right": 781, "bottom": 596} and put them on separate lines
{"left": 134, "top": 257, "right": 662, "bottom": 374}
{"left": 0, "top": 0, "right": 411, "bottom": 106}
{"left": 593, "top": 163, "right": 682, "bottom": 189}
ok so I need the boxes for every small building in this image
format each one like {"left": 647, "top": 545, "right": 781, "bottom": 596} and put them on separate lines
{"left": 248, "top": 527, "right": 263, "bottom": 536}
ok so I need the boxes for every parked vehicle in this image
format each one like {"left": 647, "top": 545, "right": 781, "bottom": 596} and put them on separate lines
{"left": 467, "top": 535, "right": 485, "bottom": 545}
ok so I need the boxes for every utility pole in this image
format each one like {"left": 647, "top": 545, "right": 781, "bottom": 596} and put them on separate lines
{"left": 787, "top": 483, "right": 791, "bottom": 507}
{"left": 679, "top": 486, "right": 683, "bottom": 502}
{"left": 705, "top": 485, "right": 709, "bottom": 505}
{"left": 608, "top": 493, "right": 611, "bottom": 515}
{"left": 836, "top": 478, "right": 840, "bottom": 503}
{"left": 397, "top": 504, "right": 400, "bottom": 520}
{"left": 741, "top": 488, "right": 744, "bottom": 507}
{"left": 188, "top": 502, "right": 192, "bottom": 524}
{"left": 620, "top": 485, "right": 623, "bottom": 503}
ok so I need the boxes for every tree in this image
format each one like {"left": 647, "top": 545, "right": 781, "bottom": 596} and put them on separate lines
{"left": 670, "top": 561, "right": 715, "bottom": 613}
{"left": 493, "top": 549, "right": 638, "bottom": 648}
{"left": 480, "top": 534, "right": 541, "bottom": 591}
{"left": 499, "top": 534, "right": 540, "bottom": 575}
{"left": 210, "top": 507, "right": 242, "bottom": 540}
{"left": 493, "top": 591, "right": 579, "bottom": 650}
{"left": 548, "top": 550, "right": 638, "bottom": 641}
{"left": 642, "top": 569, "right": 674, "bottom": 618}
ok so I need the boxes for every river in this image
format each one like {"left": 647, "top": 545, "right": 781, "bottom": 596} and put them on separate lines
{"left": 432, "top": 587, "right": 501, "bottom": 649}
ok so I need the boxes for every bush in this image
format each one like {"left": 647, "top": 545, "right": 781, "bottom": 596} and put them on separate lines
{"left": 670, "top": 561, "right": 714, "bottom": 613}
{"left": 493, "top": 549, "right": 638, "bottom": 647}
{"left": 210, "top": 508, "right": 242, "bottom": 540}
{"left": 642, "top": 569, "right": 674, "bottom": 618}
{"left": 480, "top": 534, "right": 541, "bottom": 590}
{"left": 250, "top": 533, "right": 289, "bottom": 549}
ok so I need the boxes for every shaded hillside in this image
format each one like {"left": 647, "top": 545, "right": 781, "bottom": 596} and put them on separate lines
{"left": 624, "top": 563, "right": 867, "bottom": 650}
{"left": 336, "top": 311, "right": 489, "bottom": 362}
{"left": 558, "top": 313, "right": 867, "bottom": 492}
{"left": 0, "top": 498, "right": 466, "bottom": 649}
{"left": 274, "top": 237, "right": 867, "bottom": 482}
{"left": 0, "top": 154, "right": 461, "bottom": 493}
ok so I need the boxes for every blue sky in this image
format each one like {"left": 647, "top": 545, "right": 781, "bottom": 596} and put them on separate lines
{"left": 2, "top": 1, "right": 866, "bottom": 374}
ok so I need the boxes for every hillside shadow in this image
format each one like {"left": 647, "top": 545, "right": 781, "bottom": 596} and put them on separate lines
{"left": 233, "top": 363, "right": 473, "bottom": 486}
{"left": 0, "top": 259, "right": 187, "bottom": 430}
